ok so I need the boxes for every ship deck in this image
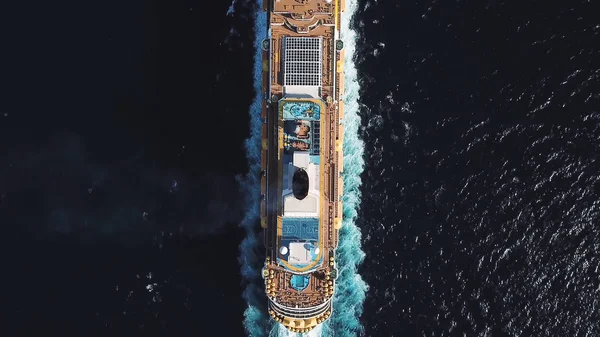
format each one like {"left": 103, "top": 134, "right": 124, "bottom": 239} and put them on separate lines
{"left": 260, "top": 0, "right": 346, "bottom": 333}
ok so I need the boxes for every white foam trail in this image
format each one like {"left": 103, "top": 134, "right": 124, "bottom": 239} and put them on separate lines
{"left": 321, "top": 1, "right": 368, "bottom": 336}
{"left": 227, "top": 0, "right": 237, "bottom": 16}
{"left": 238, "top": 0, "right": 270, "bottom": 336}
{"left": 277, "top": 323, "right": 323, "bottom": 337}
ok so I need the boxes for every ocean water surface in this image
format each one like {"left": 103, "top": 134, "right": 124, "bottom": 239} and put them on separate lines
{"left": 356, "top": 0, "right": 600, "bottom": 336}
{"left": 1, "top": 0, "right": 598, "bottom": 336}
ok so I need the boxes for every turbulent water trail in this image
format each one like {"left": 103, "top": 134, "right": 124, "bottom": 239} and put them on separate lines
{"left": 239, "top": 1, "right": 367, "bottom": 336}
{"left": 238, "top": 1, "right": 270, "bottom": 336}
{"left": 321, "top": 1, "right": 368, "bottom": 336}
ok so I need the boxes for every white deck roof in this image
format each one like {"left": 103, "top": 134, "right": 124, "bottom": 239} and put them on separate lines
{"left": 283, "top": 152, "right": 320, "bottom": 217}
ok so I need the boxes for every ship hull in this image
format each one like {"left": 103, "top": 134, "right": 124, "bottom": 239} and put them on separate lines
{"left": 260, "top": 0, "right": 345, "bottom": 333}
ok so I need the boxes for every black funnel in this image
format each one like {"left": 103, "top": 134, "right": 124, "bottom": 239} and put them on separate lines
{"left": 292, "top": 168, "right": 309, "bottom": 200}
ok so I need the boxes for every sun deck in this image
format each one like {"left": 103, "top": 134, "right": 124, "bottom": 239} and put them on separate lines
{"left": 277, "top": 98, "right": 325, "bottom": 273}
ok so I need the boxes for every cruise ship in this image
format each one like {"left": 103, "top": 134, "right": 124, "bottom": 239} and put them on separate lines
{"left": 260, "top": 0, "right": 345, "bottom": 333}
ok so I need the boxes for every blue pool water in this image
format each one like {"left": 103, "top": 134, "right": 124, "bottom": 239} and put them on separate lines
{"left": 281, "top": 101, "right": 321, "bottom": 121}
{"left": 290, "top": 275, "right": 310, "bottom": 291}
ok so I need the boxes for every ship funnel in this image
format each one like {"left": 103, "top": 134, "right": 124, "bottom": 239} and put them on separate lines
{"left": 292, "top": 168, "right": 309, "bottom": 200}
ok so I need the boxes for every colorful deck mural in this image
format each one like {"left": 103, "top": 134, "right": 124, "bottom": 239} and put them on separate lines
{"left": 280, "top": 99, "right": 322, "bottom": 121}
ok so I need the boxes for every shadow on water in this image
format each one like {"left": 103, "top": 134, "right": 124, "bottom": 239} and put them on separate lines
{"left": 0, "top": 0, "right": 257, "bottom": 335}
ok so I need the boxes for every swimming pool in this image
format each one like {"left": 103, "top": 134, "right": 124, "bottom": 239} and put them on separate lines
{"left": 280, "top": 100, "right": 321, "bottom": 120}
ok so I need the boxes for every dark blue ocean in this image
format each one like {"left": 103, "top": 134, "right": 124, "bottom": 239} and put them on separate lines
{"left": 1, "top": 0, "right": 598, "bottom": 336}
{"left": 356, "top": 0, "right": 600, "bottom": 336}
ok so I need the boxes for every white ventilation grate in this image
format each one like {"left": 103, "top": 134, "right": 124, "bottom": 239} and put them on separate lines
{"left": 283, "top": 37, "right": 323, "bottom": 87}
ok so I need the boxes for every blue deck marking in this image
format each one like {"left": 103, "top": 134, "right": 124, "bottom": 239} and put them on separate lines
{"left": 278, "top": 217, "right": 323, "bottom": 271}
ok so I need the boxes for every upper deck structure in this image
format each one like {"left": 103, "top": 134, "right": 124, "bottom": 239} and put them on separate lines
{"left": 260, "top": 0, "right": 346, "bottom": 333}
